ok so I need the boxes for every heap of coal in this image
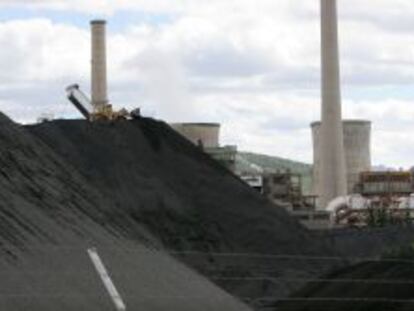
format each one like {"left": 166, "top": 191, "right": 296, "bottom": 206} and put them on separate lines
{"left": 3, "top": 112, "right": 412, "bottom": 310}
{"left": 28, "top": 117, "right": 324, "bottom": 254}
{"left": 26, "top": 117, "right": 338, "bottom": 306}
{"left": 0, "top": 112, "right": 252, "bottom": 311}
{"left": 276, "top": 253, "right": 414, "bottom": 311}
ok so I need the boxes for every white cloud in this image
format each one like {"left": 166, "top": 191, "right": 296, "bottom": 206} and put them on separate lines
{"left": 0, "top": 19, "right": 89, "bottom": 83}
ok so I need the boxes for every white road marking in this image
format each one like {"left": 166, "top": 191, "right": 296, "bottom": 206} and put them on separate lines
{"left": 87, "top": 247, "right": 127, "bottom": 311}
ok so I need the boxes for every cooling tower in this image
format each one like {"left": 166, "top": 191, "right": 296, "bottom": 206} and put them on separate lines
{"left": 312, "top": 120, "right": 372, "bottom": 203}
{"left": 91, "top": 20, "right": 108, "bottom": 108}
{"left": 170, "top": 123, "right": 220, "bottom": 148}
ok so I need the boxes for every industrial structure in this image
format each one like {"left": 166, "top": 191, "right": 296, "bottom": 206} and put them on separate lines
{"left": 240, "top": 171, "right": 330, "bottom": 229}
{"left": 60, "top": 9, "right": 408, "bottom": 231}
{"left": 262, "top": 172, "right": 315, "bottom": 211}
{"left": 323, "top": 170, "right": 414, "bottom": 227}
{"left": 313, "top": 0, "right": 414, "bottom": 228}
{"left": 66, "top": 20, "right": 136, "bottom": 121}
{"left": 166, "top": 1, "right": 410, "bottom": 230}
{"left": 170, "top": 123, "right": 220, "bottom": 148}
{"left": 262, "top": 172, "right": 330, "bottom": 229}
{"left": 312, "top": 120, "right": 372, "bottom": 200}
{"left": 171, "top": 123, "right": 238, "bottom": 171}
{"left": 90, "top": 20, "right": 108, "bottom": 109}
{"left": 173, "top": 122, "right": 331, "bottom": 229}
{"left": 317, "top": 0, "right": 348, "bottom": 209}
{"left": 359, "top": 171, "right": 412, "bottom": 196}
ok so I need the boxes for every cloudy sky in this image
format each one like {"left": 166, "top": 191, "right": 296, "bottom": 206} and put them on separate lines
{"left": 0, "top": 0, "right": 413, "bottom": 167}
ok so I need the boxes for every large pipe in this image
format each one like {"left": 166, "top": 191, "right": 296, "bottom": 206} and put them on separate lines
{"left": 91, "top": 20, "right": 108, "bottom": 109}
{"left": 319, "top": 0, "right": 347, "bottom": 208}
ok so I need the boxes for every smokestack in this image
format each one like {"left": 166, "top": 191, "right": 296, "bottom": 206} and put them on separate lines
{"left": 319, "top": 0, "right": 347, "bottom": 208}
{"left": 91, "top": 20, "right": 108, "bottom": 108}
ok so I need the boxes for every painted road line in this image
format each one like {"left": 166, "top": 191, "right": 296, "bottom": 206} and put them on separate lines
{"left": 87, "top": 247, "right": 126, "bottom": 311}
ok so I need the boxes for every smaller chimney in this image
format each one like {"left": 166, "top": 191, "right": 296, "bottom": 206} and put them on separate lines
{"left": 90, "top": 20, "right": 108, "bottom": 109}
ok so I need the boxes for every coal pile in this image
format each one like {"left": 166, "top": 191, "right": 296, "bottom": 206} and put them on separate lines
{"left": 0, "top": 112, "right": 252, "bottom": 311}
{"left": 28, "top": 117, "right": 326, "bottom": 254}
{"left": 27, "top": 117, "right": 337, "bottom": 306}
{"left": 320, "top": 226, "right": 414, "bottom": 258}
{"left": 276, "top": 256, "right": 414, "bottom": 311}
{"left": 4, "top": 113, "right": 411, "bottom": 310}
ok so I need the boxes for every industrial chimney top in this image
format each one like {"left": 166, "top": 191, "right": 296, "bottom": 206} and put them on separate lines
{"left": 311, "top": 120, "right": 371, "bottom": 128}
{"left": 91, "top": 19, "right": 106, "bottom": 25}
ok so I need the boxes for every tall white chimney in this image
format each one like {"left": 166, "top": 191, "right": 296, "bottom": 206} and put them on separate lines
{"left": 91, "top": 20, "right": 108, "bottom": 108}
{"left": 319, "top": 0, "right": 347, "bottom": 208}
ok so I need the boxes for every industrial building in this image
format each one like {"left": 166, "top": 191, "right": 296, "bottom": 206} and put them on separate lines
{"left": 262, "top": 172, "right": 315, "bottom": 210}
{"left": 240, "top": 171, "right": 330, "bottom": 229}
{"left": 359, "top": 171, "right": 413, "bottom": 196}
{"left": 262, "top": 172, "right": 330, "bottom": 229}
{"left": 325, "top": 171, "right": 414, "bottom": 227}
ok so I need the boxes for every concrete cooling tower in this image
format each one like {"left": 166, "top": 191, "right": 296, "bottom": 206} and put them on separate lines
{"left": 170, "top": 123, "right": 220, "bottom": 148}
{"left": 312, "top": 120, "right": 372, "bottom": 205}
